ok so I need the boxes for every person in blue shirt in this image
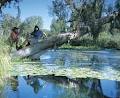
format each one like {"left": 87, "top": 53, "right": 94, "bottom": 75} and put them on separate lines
{"left": 31, "top": 25, "right": 44, "bottom": 39}
{"left": 23, "top": 25, "right": 47, "bottom": 47}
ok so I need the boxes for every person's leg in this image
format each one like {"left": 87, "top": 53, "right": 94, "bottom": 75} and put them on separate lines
{"left": 30, "top": 38, "right": 38, "bottom": 45}
{"left": 22, "top": 34, "right": 31, "bottom": 47}
{"left": 9, "top": 40, "right": 13, "bottom": 53}
{"left": 16, "top": 40, "right": 22, "bottom": 50}
{"left": 21, "top": 38, "right": 31, "bottom": 47}
{"left": 26, "top": 41, "right": 30, "bottom": 46}
{"left": 16, "top": 40, "right": 19, "bottom": 50}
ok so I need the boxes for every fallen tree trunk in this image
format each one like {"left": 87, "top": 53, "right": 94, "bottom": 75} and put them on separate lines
{"left": 12, "top": 12, "right": 120, "bottom": 59}
{"left": 12, "top": 32, "right": 79, "bottom": 59}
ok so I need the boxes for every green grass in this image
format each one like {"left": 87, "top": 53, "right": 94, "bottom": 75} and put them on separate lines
{"left": 60, "top": 44, "right": 100, "bottom": 50}
{"left": 98, "top": 32, "right": 120, "bottom": 49}
{"left": 0, "top": 37, "right": 11, "bottom": 92}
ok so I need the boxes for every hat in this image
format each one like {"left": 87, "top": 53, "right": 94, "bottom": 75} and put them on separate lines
{"left": 35, "top": 25, "right": 39, "bottom": 28}
{"left": 12, "top": 27, "right": 19, "bottom": 31}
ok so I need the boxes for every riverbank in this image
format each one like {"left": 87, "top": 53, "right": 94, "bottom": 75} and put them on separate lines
{"left": 61, "top": 32, "right": 120, "bottom": 50}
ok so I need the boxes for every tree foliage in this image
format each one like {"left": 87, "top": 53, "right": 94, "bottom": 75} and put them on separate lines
{"left": 1, "top": 14, "right": 21, "bottom": 36}
{"left": 50, "top": 0, "right": 120, "bottom": 40}
{"left": 0, "top": 0, "right": 21, "bottom": 12}
{"left": 50, "top": 19, "right": 67, "bottom": 33}
{"left": 50, "top": 0, "right": 69, "bottom": 21}
{"left": 0, "top": 14, "right": 43, "bottom": 38}
{"left": 20, "top": 16, "right": 43, "bottom": 36}
{"left": 115, "top": 0, "right": 120, "bottom": 12}
{"left": 50, "top": 0, "right": 70, "bottom": 33}
{"left": 66, "top": 0, "right": 105, "bottom": 40}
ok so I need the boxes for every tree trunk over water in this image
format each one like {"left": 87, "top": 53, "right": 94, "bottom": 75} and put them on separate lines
{"left": 12, "top": 12, "right": 120, "bottom": 59}
{"left": 12, "top": 33, "right": 79, "bottom": 59}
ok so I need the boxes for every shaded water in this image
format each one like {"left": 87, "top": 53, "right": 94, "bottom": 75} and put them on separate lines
{"left": 1, "top": 75, "right": 120, "bottom": 98}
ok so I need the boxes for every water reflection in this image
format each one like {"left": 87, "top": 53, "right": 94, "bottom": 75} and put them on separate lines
{"left": 2, "top": 75, "right": 120, "bottom": 98}
{"left": 24, "top": 75, "right": 43, "bottom": 94}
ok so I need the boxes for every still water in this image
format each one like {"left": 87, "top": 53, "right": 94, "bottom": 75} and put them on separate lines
{"left": 40, "top": 49, "right": 120, "bottom": 67}
{"left": 1, "top": 75, "right": 120, "bottom": 98}
{"left": 2, "top": 49, "right": 120, "bottom": 98}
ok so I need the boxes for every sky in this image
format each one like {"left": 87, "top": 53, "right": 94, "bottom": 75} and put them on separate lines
{"left": 3, "top": 0, "right": 53, "bottom": 30}
{"left": 2, "top": 0, "right": 115, "bottom": 30}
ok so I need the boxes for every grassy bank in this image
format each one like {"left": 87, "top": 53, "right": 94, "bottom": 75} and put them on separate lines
{"left": 61, "top": 32, "right": 120, "bottom": 50}
{"left": 0, "top": 37, "right": 11, "bottom": 92}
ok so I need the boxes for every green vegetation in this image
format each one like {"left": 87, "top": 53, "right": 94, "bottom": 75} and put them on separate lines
{"left": 20, "top": 16, "right": 43, "bottom": 36}
{"left": 60, "top": 44, "right": 100, "bottom": 50}
{"left": 50, "top": 0, "right": 120, "bottom": 48}
{"left": 98, "top": 32, "right": 120, "bottom": 49}
{"left": 0, "top": 37, "right": 11, "bottom": 92}
{"left": 50, "top": 19, "right": 67, "bottom": 33}
{"left": 60, "top": 32, "right": 120, "bottom": 50}
{"left": 10, "top": 63, "right": 120, "bottom": 81}
{"left": 0, "top": 0, "right": 120, "bottom": 79}
{"left": 1, "top": 14, "right": 43, "bottom": 38}
{"left": 1, "top": 0, "right": 120, "bottom": 50}
{"left": 0, "top": 0, "right": 120, "bottom": 97}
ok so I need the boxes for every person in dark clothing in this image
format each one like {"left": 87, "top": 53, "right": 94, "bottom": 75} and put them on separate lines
{"left": 31, "top": 25, "right": 44, "bottom": 39}
{"left": 23, "top": 25, "right": 46, "bottom": 46}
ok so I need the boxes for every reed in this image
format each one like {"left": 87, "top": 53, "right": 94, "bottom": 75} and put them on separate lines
{"left": 0, "top": 37, "right": 11, "bottom": 92}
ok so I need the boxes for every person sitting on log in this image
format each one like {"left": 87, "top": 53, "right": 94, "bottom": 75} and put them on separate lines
{"left": 8, "top": 27, "right": 22, "bottom": 51}
{"left": 23, "top": 25, "right": 47, "bottom": 47}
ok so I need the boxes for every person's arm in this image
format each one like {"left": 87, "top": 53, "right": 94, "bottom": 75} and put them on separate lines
{"left": 11, "top": 32, "right": 16, "bottom": 40}
{"left": 31, "top": 31, "right": 34, "bottom": 35}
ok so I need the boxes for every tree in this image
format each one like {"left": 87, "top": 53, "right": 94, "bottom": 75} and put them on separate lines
{"left": 0, "top": 0, "right": 21, "bottom": 11}
{"left": 50, "top": 0, "right": 69, "bottom": 21}
{"left": 50, "top": 19, "right": 67, "bottom": 33}
{"left": 1, "top": 14, "right": 21, "bottom": 36}
{"left": 20, "top": 16, "right": 43, "bottom": 36}
{"left": 66, "top": 0, "right": 105, "bottom": 40}
{"left": 51, "top": 0, "right": 106, "bottom": 40}
{"left": 50, "top": 0, "right": 70, "bottom": 33}
{"left": 115, "top": 0, "right": 120, "bottom": 12}
{"left": 108, "top": 0, "right": 120, "bottom": 34}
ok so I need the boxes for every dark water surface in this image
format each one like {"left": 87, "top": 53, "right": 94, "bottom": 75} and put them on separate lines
{"left": 1, "top": 75, "right": 120, "bottom": 98}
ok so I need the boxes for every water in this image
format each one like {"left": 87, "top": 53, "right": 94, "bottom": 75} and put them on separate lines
{"left": 1, "top": 75, "right": 120, "bottom": 98}
{"left": 40, "top": 49, "right": 120, "bottom": 67}
{"left": 10, "top": 49, "right": 120, "bottom": 80}
{"left": 3, "top": 49, "right": 120, "bottom": 98}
